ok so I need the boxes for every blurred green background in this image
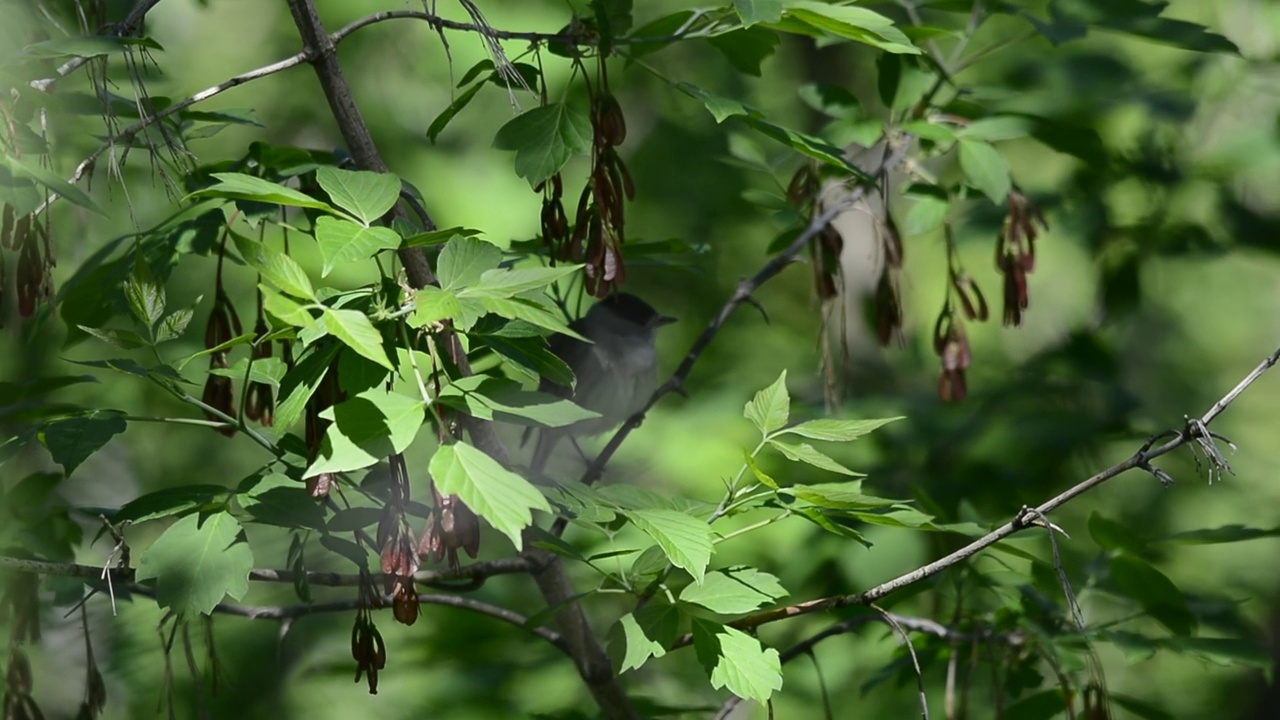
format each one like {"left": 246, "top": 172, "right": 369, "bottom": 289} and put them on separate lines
{"left": 2, "top": 0, "right": 1280, "bottom": 718}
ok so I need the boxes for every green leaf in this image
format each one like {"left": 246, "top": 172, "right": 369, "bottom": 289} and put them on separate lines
{"left": 274, "top": 343, "right": 341, "bottom": 430}
{"left": 768, "top": 439, "right": 860, "bottom": 476}
{"left": 155, "top": 306, "right": 195, "bottom": 344}
{"left": 477, "top": 296, "right": 585, "bottom": 339}
{"left": 783, "top": 482, "right": 897, "bottom": 509}
{"left": 26, "top": 35, "right": 163, "bottom": 59}
{"left": 40, "top": 411, "right": 127, "bottom": 476}
{"left": 679, "top": 566, "right": 787, "bottom": 614}
{"left": 475, "top": 334, "right": 575, "bottom": 387}
{"left": 427, "top": 82, "right": 485, "bottom": 143}
{"left": 186, "top": 172, "right": 336, "bottom": 213}
{"left": 745, "top": 370, "right": 789, "bottom": 435}
{"left": 904, "top": 194, "right": 949, "bottom": 236}
{"left": 959, "top": 116, "right": 1033, "bottom": 142}
{"left": 798, "top": 83, "right": 862, "bottom": 120}
{"left": 958, "top": 139, "right": 1011, "bottom": 204}
{"left": 1109, "top": 553, "right": 1194, "bottom": 636}
{"left": 1164, "top": 637, "right": 1271, "bottom": 670}
{"left": 238, "top": 473, "right": 326, "bottom": 530}
{"left": 1160, "top": 524, "right": 1280, "bottom": 545}
{"left": 706, "top": 27, "right": 779, "bottom": 77}
{"left": 792, "top": 506, "right": 868, "bottom": 545}
{"left": 624, "top": 509, "right": 713, "bottom": 583}
{"left": 735, "top": 0, "right": 783, "bottom": 26}
{"left": 261, "top": 285, "right": 312, "bottom": 327}
{"left": 493, "top": 103, "right": 593, "bottom": 188}
{"left": 1088, "top": 512, "right": 1147, "bottom": 552}
{"left": 314, "top": 167, "right": 400, "bottom": 225}
{"left": 409, "top": 286, "right": 463, "bottom": 328}
{"left": 438, "top": 236, "right": 503, "bottom": 291}
{"left": 742, "top": 451, "right": 779, "bottom": 491}
{"left": 313, "top": 216, "right": 401, "bottom": 276}
{"left": 232, "top": 234, "right": 316, "bottom": 301}
{"left": 614, "top": 611, "right": 668, "bottom": 672}
{"left": 125, "top": 251, "right": 165, "bottom": 329}
{"left": 437, "top": 375, "right": 599, "bottom": 428}
{"left": 691, "top": 620, "right": 782, "bottom": 704}
{"left": 429, "top": 442, "right": 551, "bottom": 550}
{"left": 782, "top": 1, "right": 921, "bottom": 55}
{"left": 136, "top": 512, "right": 254, "bottom": 617}
{"left": 317, "top": 307, "right": 393, "bottom": 370}
{"left": 4, "top": 156, "right": 106, "bottom": 216}
{"left": 458, "top": 264, "right": 583, "bottom": 299}
{"left": 777, "top": 416, "right": 901, "bottom": 442}
{"left": 113, "top": 485, "right": 232, "bottom": 525}
{"left": 304, "top": 389, "right": 425, "bottom": 477}
{"left": 78, "top": 325, "right": 148, "bottom": 350}
{"left": 401, "top": 227, "right": 483, "bottom": 249}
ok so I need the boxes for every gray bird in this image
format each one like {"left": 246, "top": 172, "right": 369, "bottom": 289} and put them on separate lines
{"left": 529, "top": 293, "right": 676, "bottom": 476}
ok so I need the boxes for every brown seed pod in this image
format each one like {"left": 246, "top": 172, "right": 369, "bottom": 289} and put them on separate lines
{"left": 0, "top": 205, "right": 13, "bottom": 249}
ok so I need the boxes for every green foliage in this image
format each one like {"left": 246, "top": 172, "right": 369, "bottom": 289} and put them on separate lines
{"left": 0, "top": 1, "right": 1273, "bottom": 718}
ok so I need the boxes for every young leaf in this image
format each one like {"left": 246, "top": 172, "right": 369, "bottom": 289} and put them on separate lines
{"left": 314, "top": 167, "right": 400, "bottom": 225}
{"left": 40, "top": 411, "right": 127, "bottom": 476}
{"left": 679, "top": 566, "right": 788, "bottom": 614}
{"left": 313, "top": 217, "right": 401, "bottom": 276}
{"left": 691, "top": 620, "right": 782, "bottom": 704}
{"left": 614, "top": 611, "right": 668, "bottom": 672}
{"left": 135, "top": 512, "right": 254, "bottom": 617}
{"left": 238, "top": 473, "right": 327, "bottom": 531}
{"left": 187, "top": 172, "right": 336, "bottom": 213}
{"left": 493, "top": 102, "right": 593, "bottom": 188}
{"left": 438, "top": 236, "right": 504, "bottom": 291}
{"left": 624, "top": 508, "right": 714, "bottom": 584}
{"left": 274, "top": 343, "right": 341, "bottom": 431}
{"left": 155, "top": 307, "right": 195, "bottom": 344}
{"left": 958, "top": 139, "right": 1011, "bottom": 204}
{"left": 437, "top": 375, "right": 600, "bottom": 428}
{"left": 125, "top": 252, "right": 165, "bottom": 330}
{"left": 427, "top": 82, "right": 485, "bottom": 143}
{"left": 78, "top": 326, "right": 149, "bottom": 350}
{"left": 777, "top": 417, "right": 901, "bottom": 442}
{"left": 783, "top": 482, "right": 896, "bottom": 509}
{"left": 745, "top": 370, "right": 789, "bottom": 435}
{"left": 409, "top": 286, "right": 463, "bottom": 328}
{"left": 706, "top": 27, "right": 780, "bottom": 77}
{"left": 429, "top": 442, "right": 551, "bottom": 550}
{"left": 317, "top": 307, "right": 393, "bottom": 371}
{"left": 904, "top": 194, "right": 949, "bottom": 236}
{"left": 1109, "top": 554, "right": 1194, "bottom": 636}
{"left": 304, "top": 389, "right": 425, "bottom": 478}
{"left": 770, "top": 439, "right": 861, "bottom": 476}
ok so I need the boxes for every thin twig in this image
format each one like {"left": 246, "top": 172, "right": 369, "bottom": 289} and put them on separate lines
{"left": 30, "top": 0, "right": 165, "bottom": 92}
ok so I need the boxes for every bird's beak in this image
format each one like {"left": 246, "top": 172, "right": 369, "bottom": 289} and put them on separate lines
{"left": 656, "top": 315, "right": 677, "bottom": 327}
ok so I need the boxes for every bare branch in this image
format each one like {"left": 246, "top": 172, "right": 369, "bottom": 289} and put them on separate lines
{"left": 29, "top": 0, "right": 166, "bottom": 92}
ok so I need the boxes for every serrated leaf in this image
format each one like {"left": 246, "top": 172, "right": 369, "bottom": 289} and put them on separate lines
{"left": 304, "top": 389, "right": 425, "bottom": 477}
{"left": 958, "top": 139, "right": 1011, "bottom": 204}
{"left": 679, "top": 566, "right": 787, "bottom": 614}
{"left": 409, "top": 286, "right": 462, "bottom": 327}
{"left": 493, "top": 102, "right": 593, "bottom": 188}
{"left": 438, "top": 236, "right": 503, "bottom": 291}
{"left": 783, "top": 482, "right": 896, "bottom": 509}
{"left": 615, "top": 611, "right": 668, "bottom": 672}
{"left": 274, "top": 343, "right": 341, "bottom": 430}
{"left": 187, "top": 172, "right": 336, "bottom": 213}
{"left": 136, "top": 512, "right": 254, "bottom": 617}
{"left": 125, "top": 252, "right": 165, "bottom": 328}
{"left": 745, "top": 370, "right": 789, "bottom": 435}
{"left": 317, "top": 307, "right": 392, "bottom": 370}
{"left": 477, "top": 296, "right": 585, "bottom": 339}
{"left": 261, "top": 286, "right": 312, "bottom": 327}
{"left": 429, "top": 442, "right": 551, "bottom": 550}
{"left": 155, "top": 307, "right": 195, "bottom": 343}
{"left": 691, "top": 621, "right": 782, "bottom": 703}
{"left": 625, "top": 509, "right": 713, "bottom": 583}
{"left": 208, "top": 356, "right": 287, "bottom": 389}
{"left": 768, "top": 439, "right": 860, "bottom": 476}
{"left": 313, "top": 217, "right": 401, "bottom": 276}
{"left": 238, "top": 473, "right": 326, "bottom": 530}
{"left": 777, "top": 416, "right": 901, "bottom": 442}
{"left": 40, "top": 411, "right": 127, "bottom": 476}
{"left": 314, "top": 167, "right": 400, "bottom": 225}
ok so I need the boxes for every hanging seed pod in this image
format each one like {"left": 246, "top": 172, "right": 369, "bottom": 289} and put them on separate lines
{"left": 874, "top": 271, "right": 903, "bottom": 346}
{"left": 598, "top": 94, "right": 627, "bottom": 146}
{"left": 17, "top": 237, "right": 41, "bottom": 317}
{"left": 0, "top": 205, "right": 13, "bottom": 249}
{"left": 11, "top": 213, "right": 30, "bottom": 252}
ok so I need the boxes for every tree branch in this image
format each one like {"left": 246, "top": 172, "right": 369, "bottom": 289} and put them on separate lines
{"left": 29, "top": 0, "right": 166, "bottom": 93}
{"left": 0, "top": 554, "right": 537, "bottom": 587}
{"left": 675, "top": 342, "right": 1280, "bottom": 642}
